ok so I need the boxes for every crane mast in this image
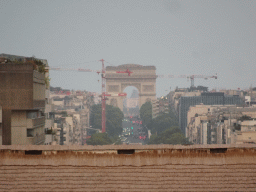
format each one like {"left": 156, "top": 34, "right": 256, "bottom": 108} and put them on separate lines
{"left": 50, "top": 62, "right": 130, "bottom": 134}
{"left": 100, "top": 59, "right": 106, "bottom": 133}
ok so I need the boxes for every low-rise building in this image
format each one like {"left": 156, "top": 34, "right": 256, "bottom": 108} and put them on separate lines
{"left": 186, "top": 104, "right": 256, "bottom": 145}
{"left": 235, "top": 120, "right": 256, "bottom": 144}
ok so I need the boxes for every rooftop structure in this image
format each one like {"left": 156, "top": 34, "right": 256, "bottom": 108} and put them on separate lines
{"left": 1, "top": 144, "right": 256, "bottom": 191}
{"left": 0, "top": 55, "right": 47, "bottom": 145}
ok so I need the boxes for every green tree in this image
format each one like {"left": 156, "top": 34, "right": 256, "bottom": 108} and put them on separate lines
{"left": 147, "top": 134, "right": 160, "bottom": 144}
{"left": 140, "top": 99, "right": 178, "bottom": 135}
{"left": 239, "top": 115, "right": 252, "bottom": 121}
{"left": 147, "top": 127, "right": 191, "bottom": 145}
{"left": 61, "top": 111, "right": 68, "bottom": 117}
{"left": 86, "top": 133, "right": 113, "bottom": 145}
{"left": 140, "top": 101, "right": 152, "bottom": 127}
{"left": 90, "top": 104, "right": 102, "bottom": 129}
{"left": 106, "top": 105, "right": 124, "bottom": 137}
{"left": 90, "top": 104, "right": 124, "bottom": 137}
{"left": 149, "top": 112, "right": 178, "bottom": 135}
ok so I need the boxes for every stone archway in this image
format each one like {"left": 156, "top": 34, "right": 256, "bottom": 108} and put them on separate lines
{"left": 105, "top": 64, "right": 157, "bottom": 111}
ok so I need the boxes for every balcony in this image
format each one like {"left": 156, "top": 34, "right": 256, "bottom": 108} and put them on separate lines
{"left": 27, "top": 133, "right": 45, "bottom": 145}
{"left": 27, "top": 117, "right": 45, "bottom": 128}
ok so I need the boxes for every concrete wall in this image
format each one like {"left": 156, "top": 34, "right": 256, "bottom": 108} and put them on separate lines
{"left": 0, "top": 145, "right": 256, "bottom": 191}
{"left": 236, "top": 132, "right": 256, "bottom": 144}
{"left": 0, "top": 63, "right": 45, "bottom": 144}
{"left": 52, "top": 100, "right": 64, "bottom": 106}
{"left": 33, "top": 71, "right": 46, "bottom": 102}
{"left": 11, "top": 111, "right": 27, "bottom": 145}
{"left": 11, "top": 111, "right": 45, "bottom": 145}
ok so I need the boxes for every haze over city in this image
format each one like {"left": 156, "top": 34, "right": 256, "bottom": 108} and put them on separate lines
{"left": 1, "top": 0, "right": 256, "bottom": 96}
{"left": 1, "top": 1, "right": 256, "bottom": 191}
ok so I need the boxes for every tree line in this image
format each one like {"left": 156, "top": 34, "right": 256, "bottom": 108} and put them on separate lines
{"left": 140, "top": 101, "right": 191, "bottom": 145}
{"left": 87, "top": 101, "right": 191, "bottom": 145}
{"left": 87, "top": 104, "right": 123, "bottom": 145}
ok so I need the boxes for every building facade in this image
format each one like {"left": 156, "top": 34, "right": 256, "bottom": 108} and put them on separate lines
{"left": 0, "top": 56, "right": 46, "bottom": 145}
{"left": 179, "top": 92, "right": 243, "bottom": 135}
{"left": 186, "top": 105, "right": 256, "bottom": 144}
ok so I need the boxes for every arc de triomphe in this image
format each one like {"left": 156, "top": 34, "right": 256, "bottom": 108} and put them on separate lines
{"left": 105, "top": 64, "right": 157, "bottom": 111}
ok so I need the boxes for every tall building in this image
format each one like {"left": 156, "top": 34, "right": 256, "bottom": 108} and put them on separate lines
{"left": 0, "top": 54, "right": 47, "bottom": 145}
{"left": 179, "top": 92, "right": 242, "bottom": 135}
{"left": 152, "top": 98, "right": 169, "bottom": 119}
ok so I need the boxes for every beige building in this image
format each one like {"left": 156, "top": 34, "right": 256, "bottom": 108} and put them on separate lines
{"left": 152, "top": 98, "right": 169, "bottom": 119}
{"left": 235, "top": 120, "right": 256, "bottom": 144}
{"left": 11, "top": 110, "right": 45, "bottom": 144}
{"left": 186, "top": 104, "right": 256, "bottom": 145}
{"left": 0, "top": 56, "right": 47, "bottom": 145}
{"left": 44, "top": 64, "right": 55, "bottom": 145}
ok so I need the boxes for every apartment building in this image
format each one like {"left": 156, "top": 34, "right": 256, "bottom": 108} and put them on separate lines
{"left": 44, "top": 64, "right": 55, "bottom": 145}
{"left": 50, "top": 88, "right": 95, "bottom": 145}
{"left": 186, "top": 104, "right": 256, "bottom": 144}
{"left": 236, "top": 119, "right": 256, "bottom": 144}
{"left": 0, "top": 55, "right": 46, "bottom": 145}
{"left": 179, "top": 92, "right": 242, "bottom": 135}
{"left": 167, "top": 89, "right": 201, "bottom": 112}
{"left": 152, "top": 98, "right": 169, "bottom": 119}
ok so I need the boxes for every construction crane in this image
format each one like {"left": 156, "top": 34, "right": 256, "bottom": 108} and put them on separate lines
{"left": 51, "top": 67, "right": 217, "bottom": 88}
{"left": 51, "top": 65, "right": 217, "bottom": 131}
{"left": 50, "top": 61, "right": 127, "bottom": 133}
{"left": 116, "top": 69, "right": 133, "bottom": 76}
{"left": 157, "top": 74, "right": 217, "bottom": 87}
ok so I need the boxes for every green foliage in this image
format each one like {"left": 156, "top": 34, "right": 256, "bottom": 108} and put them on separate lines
{"left": 140, "top": 102, "right": 152, "bottom": 127}
{"left": 45, "top": 76, "right": 51, "bottom": 88}
{"left": 148, "top": 112, "right": 178, "bottom": 135}
{"left": 45, "top": 129, "right": 53, "bottom": 134}
{"left": 33, "top": 59, "right": 46, "bottom": 73}
{"left": 90, "top": 104, "right": 102, "bottom": 129}
{"left": 111, "top": 135, "right": 122, "bottom": 145}
{"left": 239, "top": 115, "right": 252, "bottom": 121}
{"left": 234, "top": 124, "right": 241, "bottom": 131}
{"left": 140, "top": 101, "right": 178, "bottom": 135}
{"left": 86, "top": 133, "right": 113, "bottom": 145}
{"left": 61, "top": 111, "right": 68, "bottom": 117}
{"left": 106, "top": 105, "right": 124, "bottom": 137}
{"left": 12, "top": 58, "right": 46, "bottom": 74}
{"left": 147, "top": 127, "right": 191, "bottom": 145}
{"left": 90, "top": 104, "right": 124, "bottom": 137}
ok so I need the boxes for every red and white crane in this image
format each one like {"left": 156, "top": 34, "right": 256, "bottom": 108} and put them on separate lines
{"left": 50, "top": 65, "right": 217, "bottom": 132}
{"left": 116, "top": 68, "right": 133, "bottom": 76}
{"left": 157, "top": 74, "right": 217, "bottom": 87}
{"left": 50, "top": 62, "right": 128, "bottom": 133}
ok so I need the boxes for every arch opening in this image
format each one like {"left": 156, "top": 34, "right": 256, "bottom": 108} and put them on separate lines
{"left": 123, "top": 86, "right": 140, "bottom": 117}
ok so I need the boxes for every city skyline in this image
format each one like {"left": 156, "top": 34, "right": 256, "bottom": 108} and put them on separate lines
{"left": 1, "top": 0, "right": 256, "bottom": 96}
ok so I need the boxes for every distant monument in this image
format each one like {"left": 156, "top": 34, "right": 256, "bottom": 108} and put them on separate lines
{"left": 106, "top": 64, "right": 157, "bottom": 111}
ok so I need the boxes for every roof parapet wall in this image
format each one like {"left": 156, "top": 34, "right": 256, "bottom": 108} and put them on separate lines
{"left": 1, "top": 144, "right": 256, "bottom": 167}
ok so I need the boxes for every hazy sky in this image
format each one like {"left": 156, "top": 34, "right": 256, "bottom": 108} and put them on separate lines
{"left": 1, "top": 0, "right": 256, "bottom": 97}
